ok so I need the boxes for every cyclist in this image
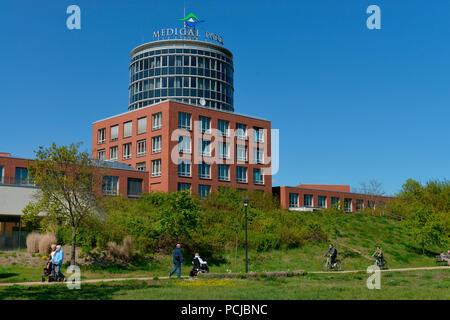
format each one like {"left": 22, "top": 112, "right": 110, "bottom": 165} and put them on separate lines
{"left": 324, "top": 244, "right": 338, "bottom": 268}
{"left": 372, "top": 246, "right": 384, "bottom": 267}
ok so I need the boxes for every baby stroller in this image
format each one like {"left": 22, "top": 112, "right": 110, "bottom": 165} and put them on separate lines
{"left": 189, "top": 257, "right": 209, "bottom": 277}
{"left": 42, "top": 259, "right": 56, "bottom": 282}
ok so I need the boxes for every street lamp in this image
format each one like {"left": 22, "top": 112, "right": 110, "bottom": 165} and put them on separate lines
{"left": 243, "top": 198, "right": 249, "bottom": 273}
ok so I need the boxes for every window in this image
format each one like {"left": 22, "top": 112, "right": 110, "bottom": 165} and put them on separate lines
{"left": 152, "top": 112, "right": 162, "bottom": 130}
{"left": 218, "top": 120, "right": 229, "bottom": 136}
{"left": 110, "top": 146, "right": 118, "bottom": 161}
{"left": 236, "top": 123, "right": 247, "bottom": 140}
{"left": 218, "top": 142, "right": 229, "bottom": 159}
{"left": 102, "top": 176, "right": 119, "bottom": 195}
{"left": 199, "top": 116, "right": 211, "bottom": 133}
{"left": 199, "top": 185, "right": 211, "bottom": 198}
{"left": 331, "top": 197, "right": 340, "bottom": 208}
{"left": 178, "top": 136, "right": 191, "bottom": 153}
{"left": 318, "top": 196, "right": 327, "bottom": 208}
{"left": 236, "top": 145, "right": 247, "bottom": 162}
{"left": 304, "top": 194, "right": 313, "bottom": 207}
{"left": 356, "top": 199, "right": 364, "bottom": 211}
{"left": 151, "top": 159, "right": 161, "bottom": 177}
{"left": 123, "top": 143, "right": 132, "bottom": 159}
{"left": 110, "top": 125, "right": 119, "bottom": 141}
{"left": 253, "top": 148, "right": 264, "bottom": 164}
{"left": 368, "top": 200, "right": 375, "bottom": 210}
{"left": 199, "top": 139, "right": 211, "bottom": 156}
{"left": 97, "top": 149, "right": 105, "bottom": 161}
{"left": 137, "top": 140, "right": 146, "bottom": 156}
{"left": 289, "top": 193, "right": 299, "bottom": 208}
{"left": 127, "top": 178, "right": 143, "bottom": 197}
{"left": 124, "top": 121, "right": 132, "bottom": 138}
{"left": 138, "top": 117, "right": 147, "bottom": 134}
{"left": 344, "top": 198, "right": 352, "bottom": 212}
{"left": 253, "top": 168, "right": 264, "bottom": 185}
{"left": 15, "top": 167, "right": 28, "bottom": 185}
{"left": 218, "top": 164, "right": 229, "bottom": 181}
{"left": 152, "top": 136, "right": 162, "bottom": 153}
{"left": 254, "top": 127, "right": 264, "bottom": 143}
{"left": 98, "top": 128, "right": 106, "bottom": 144}
{"left": 178, "top": 160, "right": 191, "bottom": 177}
{"left": 236, "top": 166, "right": 247, "bottom": 183}
{"left": 0, "top": 166, "right": 3, "bottom": 184}
{"left": 178, "top": 112, "right": 191, "bottom": 130}
{"left": 136, "top": 162, "right": 146, "bottom": 171}
{"left": 198, "top": 162, "right": 211, "bottom": 179}
{"left": 178, "top": 183, "right": 191, "bottom": 191}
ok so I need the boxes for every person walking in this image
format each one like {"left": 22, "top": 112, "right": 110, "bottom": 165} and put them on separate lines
{"left": 169, "top": 243, "right": 183, "bottom": 278}
{"left": 51, "top": 245, "right": 65, "bottom": 281}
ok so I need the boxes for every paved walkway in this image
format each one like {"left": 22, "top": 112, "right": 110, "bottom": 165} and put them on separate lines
{"left": 0, "top": 266, "right": 448, "bottom": 287}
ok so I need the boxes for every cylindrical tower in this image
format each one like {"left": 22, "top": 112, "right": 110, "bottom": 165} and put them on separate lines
{"left": 128, "top": 39, "right": 234, "bottom": 112}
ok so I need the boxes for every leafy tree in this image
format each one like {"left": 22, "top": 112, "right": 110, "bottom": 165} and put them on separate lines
{"left": 22, "top": 143, "right": 102, "bottom": 265}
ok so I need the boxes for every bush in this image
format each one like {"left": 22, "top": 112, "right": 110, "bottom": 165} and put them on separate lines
{"left": 120, "top": 236, "right": 133, "bottom": 260}
{"left": 26, "top": 233, "right": 42, "bottom": 253}
{"left": 38, "top": 233, "right": 57, "bottom": 255}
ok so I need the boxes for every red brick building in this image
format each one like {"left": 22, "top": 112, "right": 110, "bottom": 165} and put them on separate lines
{"left": 273, "top": 185, "right": 392, "bottom": 212}
{"left": 92, "top": 99, "right": 272, "bottom": 196}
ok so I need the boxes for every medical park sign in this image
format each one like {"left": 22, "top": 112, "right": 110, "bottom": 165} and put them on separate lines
{"left": 152, "top": 13, "right": 224, "bottom": 45}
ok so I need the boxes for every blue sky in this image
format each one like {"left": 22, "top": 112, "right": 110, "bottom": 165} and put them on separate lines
{"left": 0, "top": 0, "right": 449, "bottom": 195}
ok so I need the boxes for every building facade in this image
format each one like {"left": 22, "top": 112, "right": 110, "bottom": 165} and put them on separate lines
{"left": 128, "top": 39, "right": 234, "bottom": 112}
{"left": 92, "top": 100, "right": 272, "bottom": 196}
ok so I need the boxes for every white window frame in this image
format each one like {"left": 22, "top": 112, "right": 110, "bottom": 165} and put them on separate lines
{"left": 138, "top": 117, "right": 147, "bottom": 134}
{"left": 152, "top": 112, "right": 162, "bottom": 130}
{"left": 236, "top": 145, "right": 247, "bottom": 162}
{"left": 137, "top": 139, "right": 146, "bottom": 157}
{"left": 97, "top": 149, "right": 105, "bottom": 161}
{"left": 218, "top": 164, "right": 230, "bottom": 181}
{"left": 110, "top": 146, "right": 118, "bottom": 161}
{"left": 98, "top": 128, "right": 106, "bottom": 144}
{"left": 123, "top": 143, "right": 132, "bottom": 160}
{"left": 236, "top": 166, "right": 247, "bottom": 183}
{"left": 152, "top": 136, "right": 162, "bottom": 154}
{"left": 136, "top": 162, "right": 146, "bottom": 171}
{"left": 124, "top": 121, "right": 133, "bottom": 138}
{"left": 152, "top": 159, "right": 161, "bottom": 177}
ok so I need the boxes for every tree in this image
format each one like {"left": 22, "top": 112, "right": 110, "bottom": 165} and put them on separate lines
{"left": 353, "top": 179, "right": 386, "bottom": 196}
{"left": 22, "top": 143, "right": 102, "bottom": 265}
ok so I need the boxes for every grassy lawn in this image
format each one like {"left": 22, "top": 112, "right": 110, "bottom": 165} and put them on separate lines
{"left": 0, "top": 270, "right": 448, "bottom": 300}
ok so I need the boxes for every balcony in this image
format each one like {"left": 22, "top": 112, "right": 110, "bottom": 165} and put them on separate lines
{"left": 0, "top": 176, "right": 35, "bottom": 187}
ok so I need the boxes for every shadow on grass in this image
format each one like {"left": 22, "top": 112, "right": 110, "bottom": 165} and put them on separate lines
{"left": 0, "top": 281, "right": 160, "bottom": 300}
{"left": 0, "top": 273, "right": 19, "bottom": 279}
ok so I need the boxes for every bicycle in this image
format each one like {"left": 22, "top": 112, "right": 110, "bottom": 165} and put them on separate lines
{"left": 374, "top": 257, "right": 388, "bottom": 270}
{"left": 321, "top": 257, "right": 342, "bottom": 271}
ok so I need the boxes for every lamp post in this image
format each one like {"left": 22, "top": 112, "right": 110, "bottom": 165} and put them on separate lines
{"left": 243, "top": 198, "right": 249, "bottom": 273}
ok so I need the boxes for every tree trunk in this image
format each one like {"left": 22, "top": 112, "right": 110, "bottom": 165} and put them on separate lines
{"left": 71, "top": 226, "right": 77, "bottom": 265}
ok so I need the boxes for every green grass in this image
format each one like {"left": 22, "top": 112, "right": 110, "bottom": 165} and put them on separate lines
{"left": 0, "top": 270, "right": 448, "bottom": 300}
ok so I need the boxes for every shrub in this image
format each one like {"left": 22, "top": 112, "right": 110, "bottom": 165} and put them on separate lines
{"left": 38, "top": 233, "right": 57, "bottom": 255}
{"left": 106, "top": 241, "right": 121, "bottom": 259}
{"left": 26, "top": 233, "right": 42, "bottom": 253}
{"left": 120, "top": 236, "right": 133, "bottom": 261}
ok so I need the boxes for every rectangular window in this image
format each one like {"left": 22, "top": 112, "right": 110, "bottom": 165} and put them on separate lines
{"left": 178, "top": 112, "right": 191, "bottom": 130}
{"left": 331, "top": 197, "right": 340, "bottom": 208}
{"left": 236, "top": 145, "right": 247, "bottom": 162}
{"left": 199, "top": 139, "right": 211, "bottom": 156}
{"left": 152, "top": 112, "right": 162, "bottom": 130}
{"left": 304, "top": 194, "right": 313, "bottom": 207}
{"left": 198, "top": 185, "right": 211, "bottom": 198}
{"left": 368, "top": 200, "right": 375, "bottom": 210}
{"left": 178, "top": 182, "right": 191, "bottom": 191}
{"left": 102, "top": 176, "right": 119, "bottom": 195}
{"left": 236, "top": 123, "right": 247, "bottom": 140}
{"left": 136, "top": 162, "right": 146, "bottom": 171}
{"left": 15, "top": 167, "right": 28, "bottom": 185}
{"left": 199, "top": 116, "right": 211, "bottom": 133}
{"left": 198, "top": 162, "right": 211, "bottom": 179}
{"left": 253, "top": 168, "right": 264, "bottom": 185}
{"left": 356, "top": 199, "right": 364, "bottom": 211}
{"left": 151, "top": 159, "right": 161, "bottom": 177}
{"left": 318, "top": 196, "right": 327, "bottom": 208}
{"left": 97, "top": 149, "right": 105, "bottom": 161}
{"left": 152, "top": 136, "right": 162, "bottom": 153}
{"left": 98, "top": 128, "right": 106, "bottom": 144}
{"left": 138, "top": 117, "right": 147, "bottom": 134}
{"left": 110, "top": 125, "right": 119, "bottom": 141}
{"left": 123, "top": 143, "right": 132, "bottom": 159}
{"left": 218, "top": 119, "right": 229, "bottom": 137}
{"left": 289, "top": 193, "right": 299, "bottom": 208}
{"left": 254, "top": 127, "right": 264, "bottom": 143}
{"left": 124, "top": 121, "right": 132, "bottom": 138}
{"left": 178, "top": 160, "right": 191, "bottom": 177}
{"left": 236, "top": 166, "right": 247, "bottom": 183}
{"left": 0, "top": 166, "right": 3, "bottom": 184}
{"left": 110, "top": 146, "right": 118, "bottom": 161}
{"left": 178, "top": 135, "right": 191, "bottom": 153}
{"left": 253, "top": 148, "right": 264, "bottom": 164}
{"left": 218, "top": 142, "right": 229, "bottom": 159}
{"left": 127, "top": 178, "right": 143, "bottom": 197}
{"left": 218, "top": 164, "right": 230, "bottom": 181}
{"left": 137, "top": 139, "right": 146, "bottom": 156}
{"left": 344, "top": 198, "right": 352, "bottom": 212}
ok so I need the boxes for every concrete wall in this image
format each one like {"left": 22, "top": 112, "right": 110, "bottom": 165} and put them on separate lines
{"left": 0, "top": 185, "right": 39, "bottom": 216}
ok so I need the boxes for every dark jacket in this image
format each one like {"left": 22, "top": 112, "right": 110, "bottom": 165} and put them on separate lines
{"left": 326, "top": 247, "right": 337, "bottom": 257}
{"left": 173, "top": 248, "right": 183, "bottom": 264}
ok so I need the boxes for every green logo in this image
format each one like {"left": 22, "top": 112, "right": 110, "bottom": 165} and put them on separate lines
{"left": 178, "top": 13, "right": 205, "bottom": 27}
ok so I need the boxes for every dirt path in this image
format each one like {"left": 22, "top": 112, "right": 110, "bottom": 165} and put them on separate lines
{"left": 0, "top": 266, "right": 448, "bottom": 287}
